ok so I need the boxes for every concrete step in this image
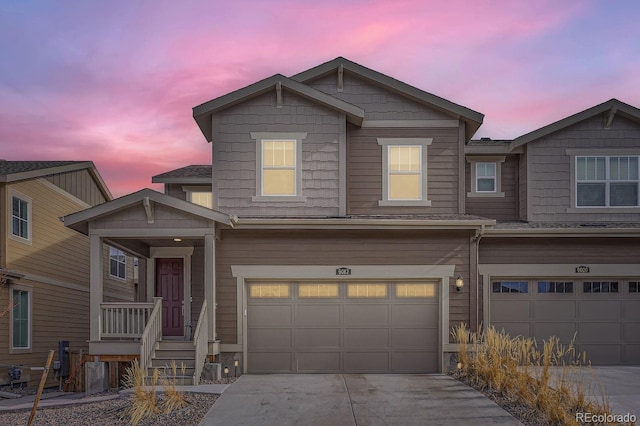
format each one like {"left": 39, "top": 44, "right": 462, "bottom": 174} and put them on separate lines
{"left": 157, "top": 341, "right": 193, "bottom": 350}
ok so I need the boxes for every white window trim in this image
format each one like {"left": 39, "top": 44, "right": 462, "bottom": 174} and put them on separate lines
{"left": 182, "top": 186, "right": 213, "bottom": 209}
{"left": 565, "top": 149, "right": 640, "bottom": 211}
{"left": 466, "top": 156, "right": 505, "bottom": 198}
{"left": 377, "top": 138, "right": 432, "bottom": 207}
{"left": 8, "top": 189, "right": 32, "bottom": 245}
{"left": 10, "top": 283, "right": 32, "bottom": 353}
{"left": 109, "top": 246, "right": 127, "bottom": 281}
{"left": 251, "top": 132, "right": 307, "bottom": 202}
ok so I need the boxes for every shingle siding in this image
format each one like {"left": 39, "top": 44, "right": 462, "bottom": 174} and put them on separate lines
{"left": 528, "top": 115, "right": 640, "bottom": 222}
{"left": 307, "top": 73, "right": 454, "bottom": 121}
{"left": 465, "top": 155, "right": 519, "bottom": 220}
{"left": 212, "top": 90, "right": 341, "bottom": 216}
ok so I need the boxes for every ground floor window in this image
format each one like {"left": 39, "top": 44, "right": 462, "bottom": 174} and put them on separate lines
{"left": 11, "top": 286, "right": 31, "bottom": 350}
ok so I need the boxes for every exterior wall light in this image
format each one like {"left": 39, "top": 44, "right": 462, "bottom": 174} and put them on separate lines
{"left": 173, "top": 238, "right": 182, "bottom": 242}
{"left": 455, "top": 276, "right": 464, "bottom": 292}
{"left": 234, "top": 359, "right": 239, "bottom": 377}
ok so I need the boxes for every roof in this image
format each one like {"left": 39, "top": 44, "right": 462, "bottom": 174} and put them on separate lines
{"left": 63, "top": 188, "right": 231, "bottom": 235}
{"left": 485, "top": 220, "right": 640, "bottom": 237}
{"left": 510, "top": 98, "right": 640, "bottom": 150}
{"left": 152, "top": 165, "right": 212, "bottom": 184}
{"left": 193, "top": 74, "right": 365, "bottom": 142}
{"left": 0, "top": 160, "right": 112, "bottom": 200}
{"left": 292, "top": 57, "right": 485, "bottom": 139}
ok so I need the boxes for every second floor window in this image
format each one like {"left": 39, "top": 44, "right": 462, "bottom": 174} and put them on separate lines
{"left": 12, "top": 196, "right": 30, "bottom": 240}
{"left": 109, "top": 247, "right": 127, "bottom": 280}
{"left": 576, "top": 156, "right": 639, "bottom": 207}
{"left": 388, "top": 145, "right": 422, "bottom": 200}
{"left": 188, "top": 191, "right": 213, "bottom": 209}
{"left": 476, "top": 162, "right": 496, "bottom": 192}
{"left": 262, "top": 140, "right": 296, "bottom": 196}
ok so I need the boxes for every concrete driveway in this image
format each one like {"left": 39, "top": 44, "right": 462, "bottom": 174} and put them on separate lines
{"left": 199, "top": 374, "right": 521, "bottom": 426}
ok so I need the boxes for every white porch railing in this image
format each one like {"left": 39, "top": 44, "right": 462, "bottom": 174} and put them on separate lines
{"left": 192, "top": 300, "right": 208, "bottom": 385}
{"left": 139, "top": 297, "right": 163, "bottom": 372}
{"left": 100, "top": 302, "right": 154, "bottom": 338}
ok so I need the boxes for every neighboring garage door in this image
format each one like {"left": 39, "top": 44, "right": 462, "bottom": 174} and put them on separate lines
{"left": 247, "top": 281, "right": 439, "bottom": 373}
{"left": 490, "top": 279, "right": 640, "bottom": 365}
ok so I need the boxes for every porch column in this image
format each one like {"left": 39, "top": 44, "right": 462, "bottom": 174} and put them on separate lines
{"left": 89, "top": 234, "right": 104, "bottom": 341}
{"left": 204, "top": 233, "right": 216, "bottom": 341}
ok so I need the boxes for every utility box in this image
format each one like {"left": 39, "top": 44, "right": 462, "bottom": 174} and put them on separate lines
{"left": 58, "top": 340, "right": 70, "bottom": 377}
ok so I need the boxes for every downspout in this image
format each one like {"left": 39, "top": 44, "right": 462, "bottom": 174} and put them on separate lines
{"left": 472, "top": 224, "right": 485, "bottom": 331}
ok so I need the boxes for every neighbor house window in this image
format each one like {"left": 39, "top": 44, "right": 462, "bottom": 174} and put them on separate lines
{"left": 11, "top": 286, "right": 31, "bottom": 351}
{"left": 10, "top": 191, "right": 32, "bottom": 242}
{"left": 109, "top": 247, "right": 127, "bottom": 280}
{"left": 476, "top": 162, "right": 496, "bottom": 192}
{"left": 251, "top": 132, "right": 307, "bottom": 202}
{"left": 183, "top": 186, "right": 213, "bottom": 209}
{"left": 378, "top": 138, "right": 432, "bottom": 206}
{"left": 576, "top": 156, "right": 639, "bottom": 207}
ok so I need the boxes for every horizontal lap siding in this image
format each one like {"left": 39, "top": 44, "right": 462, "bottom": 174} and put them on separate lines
{"left": 480, "top": 237, "right": 640, "bottom": 264}
{"left": 213, "top": 91, "right": 341, "bottom": 216}
{"left": 465, "top": 155, "right": 519, "bottom": 220}
{"left": 215, "top": 229, "right": 471, "bottom": 344}
{"left": 7, "top": 180, "right": 91, "bottom": 286}
{"left": 0, "top": 278, "right": 89, "bottom": 387}
{"left": 529, "top": 115, "right": 640, "bottom": 222}
{"left": 348, "top": 127, "right": 460, "bottom": 214}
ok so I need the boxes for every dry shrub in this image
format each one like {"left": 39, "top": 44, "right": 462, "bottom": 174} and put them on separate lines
{"left": 451, "top": 324, "right": 631, "bottom": 426}
{"left": 123, "top": 360, "right": 189, "bottom": 425}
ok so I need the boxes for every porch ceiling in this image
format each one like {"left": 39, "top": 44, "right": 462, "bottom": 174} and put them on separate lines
{"left": 107, "top": 236, "right": 205, "bottom": 258}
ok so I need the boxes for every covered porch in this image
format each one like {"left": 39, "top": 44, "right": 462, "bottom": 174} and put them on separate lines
{"left": 63, "top": 189, "right": 233, "bottom": 383}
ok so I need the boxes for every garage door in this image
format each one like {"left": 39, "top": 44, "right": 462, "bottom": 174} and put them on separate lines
{"left": 490, "top": 279, "right": 640, "bottom": 364}
{"left": 247, "top": 281, "right": 439, "bottom": 373}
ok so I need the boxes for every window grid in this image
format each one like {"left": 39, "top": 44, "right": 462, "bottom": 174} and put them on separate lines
{"left": 388, "top": 145, "right": 422, "bottom": 200}
{"left": 583, "top": 281, "right": 619, "bottom": 293}
{"left": 476, "top": 162, "right": 496, "bottom": 192}
{"left": 12, "top": 289, "right": 30, "bottom": 349}
{"left": 492, "top": 281, "right": 528, "bottom": 293}
{"left": 262, "top": 140, "right": 296, "bottom": 196}
{"left": 109, "top": 247, "right": 127, "bottom": 280}
{"left": 12, "top": 196, "right": 29, "bottom": 239}
{"left": 537, "top": 281, "right": 574, "bottom": 293}
{"left": 576, "top": 156, "right": 639, "bottom": 207}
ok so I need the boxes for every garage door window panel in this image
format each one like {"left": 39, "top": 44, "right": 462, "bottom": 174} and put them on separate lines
{"left": 396, "top": 283, "right": 436, "bottom": 298}
{"left": 347, "top": 283, "right": 387, "bottom": 298}
{"left": 250, "top": 284, "right": 290, "bottom": 298}
{"left": 629, "top": 281, "right": 639, "bottom": 293}
{"left": 583, "top": 281, "right": 619, "bottom": 293}
{"left": 538, "top": 281, "right": 573, "bottom": 293}
{"left": 299, "top": 283, "right": 339, "bottom": 298}
{"left": 492, "top": 281, "right": 528, "bottom": 293}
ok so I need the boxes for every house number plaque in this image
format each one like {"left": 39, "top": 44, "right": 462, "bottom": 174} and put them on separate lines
{"left": 336, "top": 267, "right": 352, "bottom": 276}
{"left": 575, "top": 265, "right": 590, "bottom": 273}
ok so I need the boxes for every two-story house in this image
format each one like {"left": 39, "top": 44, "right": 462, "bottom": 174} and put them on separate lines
{"left": 0, "top": 161, "right": 137, "bottom": 387}
{"left": 63, "top": 58, "right": 639, "bottom": 383}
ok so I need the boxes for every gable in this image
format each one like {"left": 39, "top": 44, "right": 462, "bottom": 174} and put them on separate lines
{"left": 307, "top": 72, "right": 455, "bottom": 122}
{"left": 45, "top": 169, "right": 108, "bottom": 206}
{"left": 91, "top": 202, "right": 214, "bottom": 231}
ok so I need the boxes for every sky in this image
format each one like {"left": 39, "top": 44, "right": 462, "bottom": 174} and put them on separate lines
{"left": 1, "top": 0, "right": 639, "bottom": 197}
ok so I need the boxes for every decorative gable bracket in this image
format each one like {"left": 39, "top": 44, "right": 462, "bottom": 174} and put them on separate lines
{"left": 143, "top": 197, "right": 154, "bottom": 224}
{"left": 276, "top": 81, "right": 283, "bottom": 108}
{"left": 337, "top": 64, "right": 344, "bottom": 93}
{"left": 605, "top": 107, "right": 617, "bottom": 129}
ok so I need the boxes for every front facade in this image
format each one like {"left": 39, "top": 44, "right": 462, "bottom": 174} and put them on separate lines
{"left": 0, "top": 161, "right": 137, "bottom": 387}
{"left": 64, "top": 57, "right": 640, "bottom": 378}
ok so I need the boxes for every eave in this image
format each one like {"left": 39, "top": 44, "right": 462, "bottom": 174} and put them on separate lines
{"left": 484, "top": 228, "right": 640, "bottom": 238}
{"left": 193, "top": 74, "right": 365, "bottom": 142}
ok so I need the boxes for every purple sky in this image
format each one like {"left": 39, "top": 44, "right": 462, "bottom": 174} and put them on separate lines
{"left": 1, "top": 0, "right": 639, "bottom": 197}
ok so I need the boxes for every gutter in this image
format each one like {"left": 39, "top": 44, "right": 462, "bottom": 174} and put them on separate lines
{"left": 484, "top": 228, "right": 640, "bottom": 237}
{"left": 233, "top": 217, "right": 495, "bottom": 230}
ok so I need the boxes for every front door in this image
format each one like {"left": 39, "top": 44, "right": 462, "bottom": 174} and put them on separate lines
{"left": 155, "top": 258, "right": 184, "bottom": 336}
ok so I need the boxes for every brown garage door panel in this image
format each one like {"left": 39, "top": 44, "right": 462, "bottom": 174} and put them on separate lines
{"left": 579, "top": 345, "right": 622, "bottom": 365}
{"left": 491, "top": 301, "right": 531, "bottom": 322}
{"left": 624, "top": 346, "right": 640, "bottom": 364}
{"left": 247, "top": 281, "right": 440, "bottom": 373}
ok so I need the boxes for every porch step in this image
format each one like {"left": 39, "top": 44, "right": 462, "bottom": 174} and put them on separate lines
{"left": 147, "top": 340, "right": 198, "bottom": 385}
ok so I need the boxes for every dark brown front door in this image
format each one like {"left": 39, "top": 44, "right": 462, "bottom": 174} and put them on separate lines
{"left": 155, "top": 258, "right": 184, "bottom": 336}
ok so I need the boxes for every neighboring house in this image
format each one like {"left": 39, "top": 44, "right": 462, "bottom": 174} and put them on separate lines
{"left": 63, "top": 58, "right": 639, "bottom": 382}
{"left": 0, "top": 161, "right": 136, "bottom": 387}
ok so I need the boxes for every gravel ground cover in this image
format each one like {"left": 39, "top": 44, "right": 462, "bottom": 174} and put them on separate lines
{"left": 0, "top": 391, "right": 218, "bottom": 425}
